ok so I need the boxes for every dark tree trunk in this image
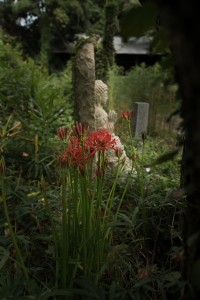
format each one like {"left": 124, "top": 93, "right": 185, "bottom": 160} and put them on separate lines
{"left": 95, "top": 0, "right": 119, "bottom": 82}
{"left": 102, "top": 0, "right": 119, "bottom": 67}
{"left": 156, "top": 1, "right": 200, "bottom": 299}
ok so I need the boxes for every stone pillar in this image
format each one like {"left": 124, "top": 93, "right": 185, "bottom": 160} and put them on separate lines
{"left": 73, "top": 42, "right": 96, "bottom": 130}
{"left": 133, "top": 102, "right": 149, "bottom": 139}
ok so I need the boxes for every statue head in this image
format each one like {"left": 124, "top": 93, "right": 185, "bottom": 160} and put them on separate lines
{"left": 94, "top": 80, "right": 108, "bottom": 106}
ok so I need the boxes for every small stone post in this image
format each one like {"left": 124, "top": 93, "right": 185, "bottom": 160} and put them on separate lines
{"left": 133, "top": 102, "right": 149, "bottom": 139}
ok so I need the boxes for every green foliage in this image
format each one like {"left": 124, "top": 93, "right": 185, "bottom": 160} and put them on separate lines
{"left": 0, "top": 33, "right": 73, "bottom": 181}
{"left": 95, "top": 43, "right": 108, "bottom": 81}
{"left": 0, "top": 32, "right": 72, "bottom": 122}
{"left": 0, "top": 35, "right": 33, "bottom": 122}
{"left": 98, "top": 137, "right": 184, "bottom": 299}
{"left": 26, "top": 65, "right": 73, "bottom": 139}
{"left": 85, "top": 0, "right": 105, "bottom": 35}
{"left": 0, "top": 0, "right": 106, "bottom": 59}
{"left": 108, "top": 63, "right": 179, "bottom": 136}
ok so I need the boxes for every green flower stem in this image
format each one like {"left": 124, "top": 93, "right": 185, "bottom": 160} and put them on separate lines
{"left": 96, "top": 151, "right": 107, "bottom": 274}
{"left": 127, "top": 120, "right": 147, "bottom": 226}
{"left": 42, "top": 183, "right": 59, "bottom": 287}
{"left": 103, "top": 159, "right": 121, "bottom": 224}
{"left": 96, "top": 151, "right": 104, "bottom": 208}
{"left": 80, "top": 174, "right": 88, "bottom": 275}
{"left": 115, "top": 165, "right": 134, "bottom": 218}
{"left": 1, "top": 175, "right": 29, "bottom": 279}
{"left": 128, "top": 121, "right": 144, "bottom": 198}
{"left": 95, "top": 178, "right": 103, "bottom": 275}
{"left": 69, "top": 167, "right": 81, "bottom": 286}
{"left": 72, "top": 169, "right": 80, "bottom": 252}
{"left": 61, "top": 170, "right": 67, "bottom": 288}
{"left": 91, "top": 151, "right": 103, "bottom": 276}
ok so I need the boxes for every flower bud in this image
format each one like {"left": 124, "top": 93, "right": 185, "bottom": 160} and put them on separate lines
{"left": 72, "top": 122, "right": 88, "bottom": 139}
{"left": 120, "top": 110, "right": 134, "bottom": 121}
{"left": 115, "top": 147, "right": 123, "bottom": 158}
{"left": 131, "top": 153, "right": 137, "bottom": 161}
{"left": 57, "top": 127, "right": 69, "bottom": 141}
{"left": 96, "top": 166, "right": 105, "bottom": 177}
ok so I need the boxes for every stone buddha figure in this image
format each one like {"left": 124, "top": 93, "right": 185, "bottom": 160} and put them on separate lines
{"left": 94, "top": 80, "right": 132, "bottom": 172}
{"left": 94, "top": 80, "right": 117, "bottom": 132}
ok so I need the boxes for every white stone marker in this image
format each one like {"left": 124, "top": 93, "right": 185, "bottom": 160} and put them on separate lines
{"left": 133, "top": 102, "right": 149, "bottom": 139}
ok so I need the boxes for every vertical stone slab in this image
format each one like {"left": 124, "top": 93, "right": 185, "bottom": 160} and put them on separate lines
{"left": 73, "top": 42, "right": 96, "bottom": 130}
{"left": 133, "top": 102, "right": 149, "bottom": 139}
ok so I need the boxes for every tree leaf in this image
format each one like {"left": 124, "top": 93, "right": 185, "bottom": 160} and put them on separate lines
{"left": 0, "top": 246, "right": 9, "bottom": 270}
{"left": 120, "top": 2, "right": 158, "bottom": 40}
{"left": 39, "top": 289, "right": 73, "bottom": 300}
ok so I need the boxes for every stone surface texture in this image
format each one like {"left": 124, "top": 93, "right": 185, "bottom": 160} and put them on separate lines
{"left": 73, "top": 42, "right": 96, "bottom": 130}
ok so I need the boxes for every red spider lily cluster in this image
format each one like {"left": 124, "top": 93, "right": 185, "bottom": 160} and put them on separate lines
{"left": 57, "top": 123, "right": 116, "bottom": 172}
{"left": 120, "top": 110, "right": 134, "bottom": 121}
{"left": 87, "top": 130, "right": 117, "bottom": 153}
{"left": 72, "top": 122, "right": 88, "bottom": 139}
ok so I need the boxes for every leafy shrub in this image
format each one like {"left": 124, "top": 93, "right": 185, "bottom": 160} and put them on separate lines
{"left": 0, "top": 32, "right": 73, "bottom": 180}
{"left": 0, "top": 34, "right": 33, "bottom": 122}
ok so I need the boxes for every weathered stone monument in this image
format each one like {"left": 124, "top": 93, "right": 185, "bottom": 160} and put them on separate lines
{"left": 73, "top": 41, "right": 96, "bottom": 130}
{"left": 133, "top": 102, "right": 149, "bottom": 139}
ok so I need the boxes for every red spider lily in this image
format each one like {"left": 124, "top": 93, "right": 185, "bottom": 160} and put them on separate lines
{"left": 59, "top": 140, "right": 94, "bottom": 170}
{"left": 57, "top": 127, "right": 69, "bottom": 141}
{"left": 67, "top": 144, "right": 86, "bottom": 167}
{"left": 86, "top": 130, "right": 116, "bottom": 153}
{"left": 69, "top": 136, "right": 81, "bottom": 147}
{"left": 72, "top": 122, "right": 88, "bottom": 139}
{"left": 120, "top": 110, "right": 134, "bottom": 121}
{"left": 59, "top": 129, "right": 116, "bottom": 171}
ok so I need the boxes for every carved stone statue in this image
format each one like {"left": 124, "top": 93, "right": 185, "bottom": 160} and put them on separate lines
{"left": 94, "top": 80, "right": 132, "bottom": 172}
{"left": 94, "top": 80, "right": 117, "bottom": 132}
